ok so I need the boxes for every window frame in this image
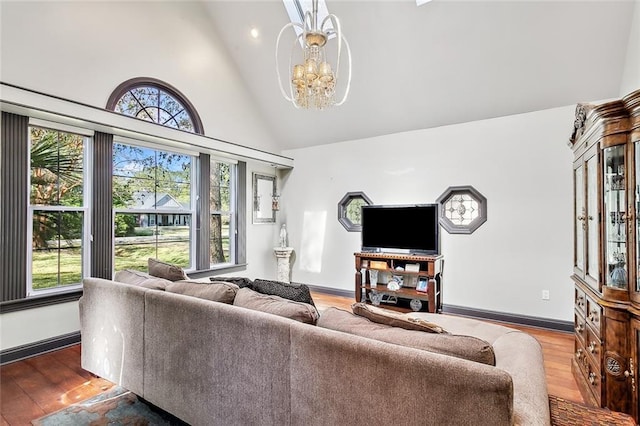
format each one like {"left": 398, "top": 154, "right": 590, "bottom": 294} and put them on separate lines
{"left": 112, "top": 138, "right": 198, "bottom": 272}
{"left": 26, "top": 125, "right": 93, "bottom": 296}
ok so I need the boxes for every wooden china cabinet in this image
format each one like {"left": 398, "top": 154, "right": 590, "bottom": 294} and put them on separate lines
{"left": 569, "top": 89, "right": 640, "bottom": 420}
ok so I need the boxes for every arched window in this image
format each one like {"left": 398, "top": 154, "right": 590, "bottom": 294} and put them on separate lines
{"left": 106, "top": 77, "right": 204, "bottom": 134}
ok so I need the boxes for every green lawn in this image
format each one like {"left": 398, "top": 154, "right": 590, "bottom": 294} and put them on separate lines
{"left": 32, "top": 227, "right": 230, "bottom": 291}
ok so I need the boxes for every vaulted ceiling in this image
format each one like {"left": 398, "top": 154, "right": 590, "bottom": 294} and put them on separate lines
{"left": 203, "top": 1, "right": 636, "bottom": 150}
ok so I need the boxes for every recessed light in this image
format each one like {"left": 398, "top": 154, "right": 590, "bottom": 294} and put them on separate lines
{"left": 250, "top": 27, "right": 259, "bottom": 39}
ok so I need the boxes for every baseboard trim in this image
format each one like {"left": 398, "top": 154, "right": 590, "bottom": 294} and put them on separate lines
{"left": 1, "top": 331, "right": 81, "bottom": 365}
{"left": 443, "top": 304, "right": 574, "bottom": 332}
{"left": 305, "top": 283, "right": 354, "bottom": 299}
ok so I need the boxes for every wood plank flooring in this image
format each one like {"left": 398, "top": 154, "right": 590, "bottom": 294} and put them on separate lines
{"left": 1, "top": 291, "right": 582, "bottom": 425}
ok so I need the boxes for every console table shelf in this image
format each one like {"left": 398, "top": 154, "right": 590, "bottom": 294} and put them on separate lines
{"left": 354, "top": 252, "right": 444, "bottom": 313}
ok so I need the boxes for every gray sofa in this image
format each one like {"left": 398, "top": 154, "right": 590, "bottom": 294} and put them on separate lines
{"left": 80, "top": 277, "right": 550, "bottom": 425}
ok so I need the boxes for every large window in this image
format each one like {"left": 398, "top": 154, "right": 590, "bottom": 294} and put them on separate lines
{"left": 28, "top": 127, "right": 89, "bottom": 294}
{"left": 113, "top": 142, "right": 194, "bottom": 271}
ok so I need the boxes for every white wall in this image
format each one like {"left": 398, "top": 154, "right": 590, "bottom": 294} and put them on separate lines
{"left": 620, "top": 0, "right": 640, "bottom": 96}
{"left": 282, "top": 106, "right": 576, "bottom": 321}
{"left": 0, "top": 1, "right": 279, "bottom": 152}
{"left": 0, "top": 1, "right": 283, "bottom": 351}
{"left": 0, "top": 302, "right": 79, "bottom": 350}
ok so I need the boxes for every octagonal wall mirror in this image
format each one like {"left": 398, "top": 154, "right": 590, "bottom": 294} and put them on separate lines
{"left": 436, "top": 185, "right": 487, "bottom": 234}
{"left": 338, "top": 191, "right": 373, "bottom": 232}
{"left": 253, "top": 173, "right": 276, "bottom": 224}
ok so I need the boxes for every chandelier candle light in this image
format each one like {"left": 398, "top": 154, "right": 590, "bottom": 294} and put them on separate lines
{"left": 276, "top": 0, "right": 352, "bottom": 110}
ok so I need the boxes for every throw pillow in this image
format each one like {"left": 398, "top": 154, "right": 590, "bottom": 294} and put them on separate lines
{"left": 352, "top": 302, "right": 447, "bottom": 334}
{"left": 209, "top": 276, "right": 253, "bottom": 289}
{"left": 114, "top": 270, "right": 170, "bottom": 290}
{"left": 114, "top": 269, "right": 152, "bottom": 285}
{"left": 233, "top": 287, "right": 319, "bottom": 325}
{"left": 319, "top": 307, "right": 496, "bottom": 366}
{"left": 148, "top": 258, "right": 189, "bottom": 282}
{"left": 166, "top": 280, "right": 238, "bottom": 304}
{"left": 252, "top": 278, "right": 315, "bottom": 306}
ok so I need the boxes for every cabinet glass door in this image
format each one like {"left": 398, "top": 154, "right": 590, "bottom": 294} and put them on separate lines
{"left": 586, "top": 154, "right": 599, "bottom": 289}
{"left": 604, "top": 145, "right": 627, "bottom": 290}
{"left": 575, "top": 162, "right": 585, "bottom": 276}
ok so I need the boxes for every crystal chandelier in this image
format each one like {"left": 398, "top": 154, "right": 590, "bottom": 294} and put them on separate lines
{"left": 276, "top": 0, "right": 352, "bottom": 110}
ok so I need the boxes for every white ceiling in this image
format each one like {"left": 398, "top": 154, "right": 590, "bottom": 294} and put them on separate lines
{"left": 203, "top": 0, "right": 636, "bottom": 150}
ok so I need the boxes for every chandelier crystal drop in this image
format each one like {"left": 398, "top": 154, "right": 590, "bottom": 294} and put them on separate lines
{"left": 276, "top": 0, "right": 352, "bottom": 110}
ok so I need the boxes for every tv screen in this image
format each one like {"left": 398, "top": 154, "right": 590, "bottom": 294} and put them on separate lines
{"left": 361, "top": 204, "right": 439, "bottom": 255}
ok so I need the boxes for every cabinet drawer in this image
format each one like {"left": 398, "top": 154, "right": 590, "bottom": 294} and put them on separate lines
{"left": 584, "top": 352, "right": 603, "bottom": 405}
{"left": 586, "top": 297, "right": 602, "bottom": 334}
{"left": 575, "top": 338, "right": 588, "bottom": 378}
{"left": 584, "top": 325, "right": 603, "bottom": 369}
{"left": 575, "top": 311, "right": 587, "bottom": 345}
{"left": 575, "top": 287, "right": 586, "bottom": 315}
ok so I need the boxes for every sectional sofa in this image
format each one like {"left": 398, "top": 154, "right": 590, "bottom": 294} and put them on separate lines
{"left": 79, "top": 275, "right": 550, "bottom": 425}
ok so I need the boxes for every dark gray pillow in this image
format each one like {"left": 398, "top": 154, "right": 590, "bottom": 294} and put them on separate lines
{"left": 209, "top": 276, "right": 253, "bottom": 289}
{"left": 252, "top": 278, "right": 315, "bottom": 306}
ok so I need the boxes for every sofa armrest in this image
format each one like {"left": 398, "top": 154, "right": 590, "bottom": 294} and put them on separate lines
{"left": 289, "top": 323, "right": 514, "bottom": 426}
{"left": 80, "top": 278, "right": 147, "bottom": 395}
{"left": 494, "top": 331, "right": 550, "bottom": 426}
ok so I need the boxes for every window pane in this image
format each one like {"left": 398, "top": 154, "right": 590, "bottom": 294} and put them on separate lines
{"left": 32, "top": 210, "right": 83, "bottom": 290}
{"left": 114, "top": 85, "right": 195, "bottom": 133}
{"left": 157, "top": 220, "right": 191, "bottom": 268}
{"left": 211, "top": 161, "right": 231, "bottom": 212}
{"left": 210, "top": 214, "right": 231, "bottom": 264}
{"left": 30, "top": 128, "right": 84, "bottom": 207}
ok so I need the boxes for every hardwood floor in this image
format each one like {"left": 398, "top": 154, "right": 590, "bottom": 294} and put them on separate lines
{"left": 1, "top": 292, "right": 582, "bottom": 425}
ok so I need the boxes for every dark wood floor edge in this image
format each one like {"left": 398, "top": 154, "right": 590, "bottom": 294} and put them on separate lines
{"left": 1, "top": 331, "right": 81, "bottom": 365}
{"left": 443, "top": 304, "right": 574, "bottom": 332}
{"left": 305, "top": 283, "right": 354, "bottom": 299}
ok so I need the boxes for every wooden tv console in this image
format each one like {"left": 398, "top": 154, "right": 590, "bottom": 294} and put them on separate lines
{"left": 354, "top": 252, "right": 444, "bottom": 313}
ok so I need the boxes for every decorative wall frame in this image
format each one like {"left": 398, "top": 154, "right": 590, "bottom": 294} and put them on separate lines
{"left": 338, "top": 191, "right": 373, "bottom": 232}
{"left": 436, "top": 185, "right": 487, "bottom": 234}
{"left": 253, "top": 173, "right": 276, "bottom": 224}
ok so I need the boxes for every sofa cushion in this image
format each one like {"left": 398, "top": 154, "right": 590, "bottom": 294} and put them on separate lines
{"left": 209, "top": 276, "right": 253, "bottom": 288}
{"left": 166, "top": 280, "right": 238, "bottom": 304}
{"left": 252, "top": 278, "right": 315, "bottom": 306}
{"left": 148, "top": 258, "right": 189, "bottom": 282}
{"left": 352, "top": 303, "right": 447, "bottom": 333}
{"left": 234, "top": 287, "right": 319, "bottom": 324}
{"left": 319, "top": 307, "right": 496, "bottom": 365}
{"left": 114, "top": 270, "right": 170, "bottom": 290}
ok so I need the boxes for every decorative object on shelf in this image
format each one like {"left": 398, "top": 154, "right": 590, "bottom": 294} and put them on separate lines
{"left": 609, "top": 251, "right": 628, "bottom": 288}
{"left": 369, "top": 269, "right": 378, "bottom": 287}
{"left": 273, "top": 246, "right": 294, "bottom": 283}
{"left": 410, "top": 299, "right": 423, "bottom": 312}
{"left": 279, "top": 223, "right": 288, "bottom": 248}
{"left": 416, "top": 278, "right": 428, "bottom": 293}
{"left": 276, "top": 0, "right": 352, "bottom": 110}
{"left": 369, "top": 260, "right": 387, "bottom": 269}
{"left": 253, "top": 173, "right": 276, "bottom": 224}
{"left": 369, "top": 290, "right": 382, "bottom": 306}
{"left": 272, "top": 193, "right": 280, "bottom": 211}
{"left": 387, "top": 277, "right": 401, "bottom": 291}
{"left": 337, "top": 191, "right": 373, "bottom": 232}
{"left": 436, "top": 185, "right": 487, "bottom": 234}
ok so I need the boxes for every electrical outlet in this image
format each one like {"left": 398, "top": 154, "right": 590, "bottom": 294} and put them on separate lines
{"left": 542, "top": 290, "right": 550, "bottom": 300}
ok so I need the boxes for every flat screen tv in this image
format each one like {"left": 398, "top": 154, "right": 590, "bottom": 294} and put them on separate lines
{"left": 361, "top": 204, "right": 440, "bottom": 255}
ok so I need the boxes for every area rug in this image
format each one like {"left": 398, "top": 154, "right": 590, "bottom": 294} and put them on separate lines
{"left": 31, "top": 386, "right": 188, "bottom": 425}
{"left": 549, "top": 395, "right": 636, "bottom": 426}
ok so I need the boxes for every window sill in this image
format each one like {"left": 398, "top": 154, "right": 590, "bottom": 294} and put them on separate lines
{"left": 0, "top": 289, "right": 83, "bottom": 314}
{"left": 188, "top": 263, "right": 248, "bottom": 279}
